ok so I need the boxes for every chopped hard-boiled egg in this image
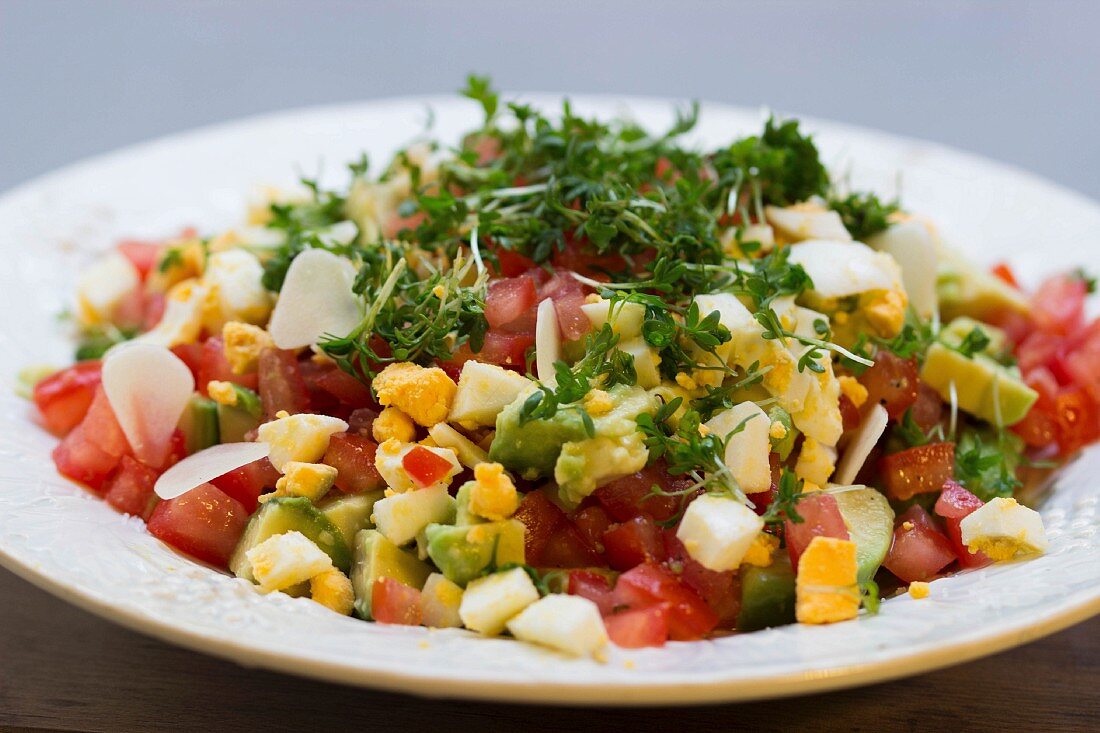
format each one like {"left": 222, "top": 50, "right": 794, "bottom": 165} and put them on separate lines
{"left": 201, "top": 249, "right": 272, "bottom": 330}
{"left": 676, "top": 495, "right": 765, "bottom": 572}
{"left": 795, "top": 536, "right": 860, "bottom": 625}
{"left": 459, "top": 567, "right": 541, "bottom": 636}
{"left": 706, "top": 402, "right": 772, "bottom": 494}
{"left": 420, "top": 573, "right": 464, "bottom": 628}
{"left": 256, "top": 412, "right": 349, "bottom": 472}
{"left": 794, "top": 437, "right": 837, "bottom": 487}
{"left": 310, "top": 569, "right": 355, "bottom": 615}
{"left": 467, "top": 462, "right": 519, "bottom": 521}
{"left": 372, "top": 406, "right": 417, "bottom": 443}
{"left": 506, "top": 594, "right": 608, "bottom": 658}
{"left": 765, "top": 203, "right": 851, "bottom": 243}
{"left": 788, "top": 240, "right": 904, "bottom": 300}
{"left": 959, "top": 497, "right": 1048, "bottom": 561}
{"left": 266, "top": 461, "right": 337, "bottom": 503}
{"left": 372, "top": 362, "right": 457, "bottom": 427}
{"left": 246, "top": 530, "right": 334, "bottom": 593}
{"left": 579, "top": 299, "right": 645, "bottom": 339}
{"left": 866, "top": 220, "right": 940, "bottom": 321}
{"left": 76, "top": 251, "right": 141, "bottom": 327}
{"left": 222, "top": 321, "right": 274, "bottom": 374}
{"left": 741, "top": 532, "right": 779, "bottom": 568}
{"left": 136, "top": 279, "right": 208, "bottom": 347}
{"left": 448, "top": 360, "right": 535, "bottom": 428}
{"left": 374, "top": 439, "right": 462, "bottom": 492}
{"left": 427, "top": 423, "right": 490, "bottom": 468}
{"left": 372, "top": 486, "right": 456, "bottom": 546}
{"left": 618, "top": 338, "right": 662, "bottom": 388}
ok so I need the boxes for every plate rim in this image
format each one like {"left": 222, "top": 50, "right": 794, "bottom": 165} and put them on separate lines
{"left": 3, "top": 92, "right": 1100, "bottom": 706}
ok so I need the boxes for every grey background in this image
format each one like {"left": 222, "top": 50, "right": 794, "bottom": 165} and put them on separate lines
{"left": 2, "top": 0, "right": 1099, "bottom": 198}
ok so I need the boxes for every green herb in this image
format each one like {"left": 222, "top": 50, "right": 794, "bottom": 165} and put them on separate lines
{"left": 860, "top": 579, "right": 882, "bottom": 615}
{"left": 760, "top": 469, "right": 805, "bottom": 525}
{"left": 75, "top": 325, "right": 138, "bottom": 361}
{"left": 954, "top": 326, "right": 992, "bottom": 359}
{"left": 1073, "top": 267, "right": 1098, "bottom": 294}
{"left": 954, "top": 425, "right": 1022, "bottom": 501}
{"left": 828, "top": 192, "right": 899, "bottom": 242}
{"left": 718, "top": 117, "right": 829, "bottom": 206}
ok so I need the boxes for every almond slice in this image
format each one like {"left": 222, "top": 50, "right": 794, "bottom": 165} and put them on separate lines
{"left": 535, "top": 298, "right": 560, "bottom": 384}
{"left": 834, "top": 404, "right": 889, "bottom": 485}
{"left": 154, "top": 441, "right": 271, "bottom": 500}
{"left": 267, "top": 249, "right": 362, "bottom": 349}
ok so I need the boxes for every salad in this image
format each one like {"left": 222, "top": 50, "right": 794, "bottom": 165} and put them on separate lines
{"left": 24, "top": 78, "right": 1100, "bottom": 658}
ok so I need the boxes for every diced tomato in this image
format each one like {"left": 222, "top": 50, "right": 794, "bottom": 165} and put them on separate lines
{"left": 664, "top": 530, "right": 741, "bottom": 628}
{"left": 859, "top": 351, "right": 919, "bottom": 420}
{"left": 514, "top": 490, "right": 567, "bottom": 564}
{"left": 142, "top": 291, "right": 167, "bottom": 332}
{"left": 485, "top": 275, "right": 538, "bottom": 332}
{"left": 878, "top": 442, "right": 956, "bottom": 501}
{"left": 306, "top": 365, "right": 375, "bottom": 408}
{"left": 592, "top": 463, "right": 684, "bottom": 522}
{"left": 32, "top": 361, "right": 102, "bottom": 436}
{"left": 1016, "top": 330, "right": 1064, "bottom": 376}
{"left": 402, "top": 445, "right": 454, "bottom": 488}
{"left": 103, "top": 455, "right": 160, "bottom": 519}
{"left": 322, "top": 433, "right": 386, "bottom": 494}
{"left": 171, "top": 343, "right": 204, "bottom": 380}
{"left": 612, "top": 563, "right": 718, "bottom": 641}
{"left": 116, "top": 240, "right": 162, "bottom": 280}
{"left": 604, "top": 603, "right": 671, "bottom": 648}
{"left": 53, "top": 425, "right": 120, "bottom": 493}
{"left": 785, "top": 492, "right": 850, "bottom": 570}
{"left": 883, "top": 505, "right": 957, "bottom": 582}
{"left": 488, "top": 247, "right": 537, "bottom": 278}
{"left": 447, "top": 331, "right": 534, "bottom": 371}
{"left": 372, "top": 577, "right": 423, "bottom": 625}
{"left": 571, "top": 504, "right": 613, "bottom": 555}
{"left": 555, "top": 293, "right": 591, "bottom": 341}
{"left": 1013, "top": 401, "right": 1059, "bottom": 449}
{"left": 990, "top": 262, "right": 1021, "bottom": 290}
{"left": 347, "top": 407, "right": 380, "bottom": 437}
{"left": 257, "top": 348, "right": 310, "bottom": 418}
{"left": 1032, "top": 273, "right": 1087, "bottom": 336}
{"left": 539, "top": 522, "right": 604, "bottom": 568}
{"left": 910, "top": 382, "right": 945, "bottom": 431}
{"left": 933, "top": 481, "right": 991, "bottom": 569}
{"left": 568, "top": 570, "right": 617, "bottom": 616}
{"left": 197, "top": 337, "right": 259, "bottom": 395}
{"left": 1052, "top": 388, "right": 1100, "bottom": 456}
{"left": 602, "top": 517, "right": 666, "bottom": 571}
{"left": 381, "top": 210, "right": 426, "bottom": 240}
{"left": 549, "top": 236, "right": 630, "bottom": 281}
{"left": 158, "top": 428, "right": 188, "bottom": 471}
{"left": 146, "top": 482, "right": 249, "bottom": 568}
{"left": 1064, "top": 333, "right": 1100, "bottom": 405}
{"left": 210, "top": 457, "right": 282, "bottom": 512}
{"left": 839, "top": 393, "right": 861, "bottom": 432}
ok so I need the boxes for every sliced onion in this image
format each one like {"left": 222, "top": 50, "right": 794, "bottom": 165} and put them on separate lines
{"left": 154, "top": 441, "right": 271, "bottom": 500}
{"left": 267, "top": 249, "right": 362, "bottom": 349}
{"left": 103, "top": 343, "right": 195, "bottom": 467}
{"left": 834, "top": 404, "right": 889, "bottom": 485}
{"left": 535, "top": 298, "right": 560, "bottom": 384}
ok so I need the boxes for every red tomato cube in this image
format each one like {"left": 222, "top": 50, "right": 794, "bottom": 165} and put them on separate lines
{"left": 485, "top": 275, "right": 538, "bottom": 331}
{"left": 197, "top": 336, "right": 259, "bottom": 394}
{"left": 859, "top": 351, "right": 919, "bottom": 420}
{"left": 567, "top": 570, "right": 616, "bottom": 616}
{"left": 785, "top": 492, "right": 850, "bottom": 570}
{"left": 402, "top": 445, "right": 456, "bottom": 488}
{"left": 372, "top": 577, "right": 422, "bottom": 625}
{"left": 147, "top": 483, "right": 249, "bottom": 568}
{"left": 934, "top": 481, "right": 992, "bottom": 569}
{"left": 210, "top": 457, "right": 282, "bottom": 512}
{"left": 322, "top": 433, "right": 386, "bottom": 494}
{"left": 604, "top": 603, "right": 671, "bottom": 648}
{"left": 878, "top": 442, "right": 956, "bottom": 501}
{"left": 257, "top": 348, "right": 310, "bottom": 419}
{"left": 103, "top": 455, "right": 160, "bottom": 519}
{"left": 602, "top": 516, "right": 666, "bottom": 571}
{"left": 32, "top": 361, "right": 102, "bottom": 436}
{"left": 591, "top": 463, "right": 684, "bottom": 522}
{"left": 883, "top": 505, "right": 957, "bottom": 582}
{"left": 612, "top": 563, "right": 718, "bottom": 641}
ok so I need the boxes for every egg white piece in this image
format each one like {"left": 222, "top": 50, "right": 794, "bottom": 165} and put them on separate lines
{"left": 835, "top": 404, "right": 889, "bottom": 485}
{"left": 867, "top": 221, "right": 939, "bottom": 319}
{"left": 267, "top": 249, "right": 362, "bottom": 349}
{"left": 788, "top": 240, "right": 904, "bottom": 299}
{"left": 154, "top": 441, "right": 272, "bottom": 499}
{"left": 102, "top": 343, "right": 196, "bottom": 467}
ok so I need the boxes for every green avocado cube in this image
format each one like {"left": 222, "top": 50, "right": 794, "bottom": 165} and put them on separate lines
{"left": 425, "top": 520, "right": 526, "bottom": 587}
{"left": 737, "top": 556, "right": 797, "bottom": 632}
{"left": 350, "top": 529, "right": 432, "bottom": 619}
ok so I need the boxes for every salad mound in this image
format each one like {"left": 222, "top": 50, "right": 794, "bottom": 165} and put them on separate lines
{"left": 25, "top": 78, "right": 1099, "bottom": 657}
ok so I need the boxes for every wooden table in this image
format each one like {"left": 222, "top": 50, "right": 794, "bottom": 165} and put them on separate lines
{"left": 1, "top": 567, "right": 1095, "bottom": 733}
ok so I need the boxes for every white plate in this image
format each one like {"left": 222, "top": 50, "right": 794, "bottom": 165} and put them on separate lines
{"left": 1, "top": 95, "right": 1098, "bottom": 706}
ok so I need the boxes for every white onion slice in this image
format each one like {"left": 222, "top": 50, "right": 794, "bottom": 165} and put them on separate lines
{"left": 788, "top": 240, "right": 903, "bottom": 299}
{"left": 834, "top": 404, "right": 889, "bottom": 485}
{"left": 154, "top": 441, "right": 272, "bottom": 500}
{"left": 267, "top": 249, "right": 362, "bottom": 349}
{"left": 103, "top": 343, "right": 195, "bottom": 467}
{"left": 535, "top": 298, "right": 560, "bottom": 384}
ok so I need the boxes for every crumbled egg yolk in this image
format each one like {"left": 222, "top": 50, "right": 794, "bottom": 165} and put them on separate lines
{"left": 583, "top": 389, "right": 615, "bottom": 416}
{"left": 769, "top": 421, "right": 789, "bottom": 441}
{"left": 468, "top": 462, "right": 519, "bottom": 521}
{"left": 908, "top": 581, "right": 931, "bottom": 600}
{"left": 795, "top": 437, "right": 836, "bottom": 487}
{"left": 675, "top": 372, "right": 698, "bottom": 391}
{"left": 741, "top": 532, "right": 779, "bottom": 568}
{"left": 206, "top": 380, "right": 238, "bottom": 406}
{"left": 838, "top": 376, "right": 868, "bottom": 408}
{"left": 372, "top": 406, "right": 417, "bottom": 443}
{"left": 262, "top": 461, "right": 337, "bottom": 503}
{"left": 863, "top": 290, "right": 908, "bottom": 338}
{"left": 372, "top": 362, "right": 457, "bottom": 427}
{"left": 222, "top": 321, "right": 273, "bottom": 374}
{"left": 795, "top": 536, "right": 860, "bottom": 625}
{"left": 309, "top": 569, "right": 355, "bottom": 615}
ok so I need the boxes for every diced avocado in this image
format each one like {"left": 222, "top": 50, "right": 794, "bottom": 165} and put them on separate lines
{"left": 178, "top": 395, "right": 219, "bottom": 455}
{"left": 318, "top": 492, "right": 383, "bottom": 546}
{"left": 425, "top": 520, "right": 526, "bottom": 586}
{"left": 832, "top": 486, "right": 895, "bottom": 582}
{"left": 350, "top": 529, "right": 432, "bottom": 619}
{"left": 921, "top": 343, "right": 1037, "bottom": 426}
{"left": 454, "top": 482, "right": 487, "bottom": 526}
{"left": 554, "top": 431, "right": 649, "bottom": 508}
{"left": 937, "top": 249, "right": 1031, "bottom": 323}
{"left": 229, "top": 497, "right": 352, "bottom": 580}
{"left": 448, "top": 361, "right": 535, "bottom": 428}
{"left": 737, "top": 556, "right": 796, "bottom": 631}
{"left": 217, "top": 385, "right": 263, "bottom": 443}
{"left": 490, "top": 384, "right": 656, "bottom": 481}
{"left": 939, "top": 317, "right": 1010, "bottom": 360}
{"left": 768, "top": 406, "right": 798, "bottom": 460}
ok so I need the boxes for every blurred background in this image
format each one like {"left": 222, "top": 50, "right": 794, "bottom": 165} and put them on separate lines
{"left": 3, "top": 0, "right": 1100, "bottom": 198}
